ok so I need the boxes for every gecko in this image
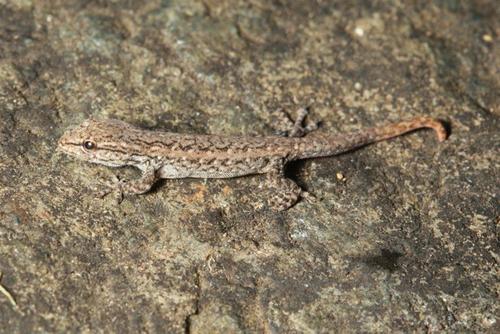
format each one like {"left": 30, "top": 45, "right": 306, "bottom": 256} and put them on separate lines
{"left": 57, "top": 109, "right": 447, "bottom": 210}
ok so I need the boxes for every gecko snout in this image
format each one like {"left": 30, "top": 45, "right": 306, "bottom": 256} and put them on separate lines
{"left": 57, "top": 133, "right": 69, "bottom": 150}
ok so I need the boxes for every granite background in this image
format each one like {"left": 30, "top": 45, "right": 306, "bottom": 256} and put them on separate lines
{"left": 0, "top": 0, "right": 498, "bottom": 333}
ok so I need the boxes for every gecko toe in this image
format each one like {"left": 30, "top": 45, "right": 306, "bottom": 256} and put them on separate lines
{"left": 95, "top": 175, "right": 127, "bottom": 203}
{"left": 300, "top": 190, "right": 316, "bottom": 203}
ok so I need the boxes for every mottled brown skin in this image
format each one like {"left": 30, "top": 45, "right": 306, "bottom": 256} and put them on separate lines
{"left": 58, "top": 114, "right": 447, "bottom": 210}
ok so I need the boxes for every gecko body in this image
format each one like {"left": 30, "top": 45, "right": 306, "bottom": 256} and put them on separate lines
{"left": 58, "top": 111, "right": 447, "bottom": 210}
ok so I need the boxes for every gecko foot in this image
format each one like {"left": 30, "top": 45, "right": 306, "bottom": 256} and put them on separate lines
{"left": 300, "top": 190, "right": 316, "bottom": 203}
{"left": 273, "top": 108, "right": 319, "bottom": 138}
{"left": 266, "top": 175, "right": 304, "bottom": 211}
{"left": 96, "top": 175, "right": 126, "bottom": 203}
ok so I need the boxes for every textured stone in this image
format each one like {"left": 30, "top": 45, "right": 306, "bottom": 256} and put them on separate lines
{"left": 0, "top": 0, "right": 498, "bottom": 332}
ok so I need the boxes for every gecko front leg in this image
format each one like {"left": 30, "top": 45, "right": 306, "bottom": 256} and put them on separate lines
{"left": 97, "top": 163, "right": 159, "bottom": 203}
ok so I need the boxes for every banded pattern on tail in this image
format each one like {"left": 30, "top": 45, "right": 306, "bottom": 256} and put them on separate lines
{"left": 294, "top": 117, "right": 447, "bottom": 160}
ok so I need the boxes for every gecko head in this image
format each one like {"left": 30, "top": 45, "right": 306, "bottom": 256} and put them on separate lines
{"left": 58, "top": 118, "right": 134, "bottom": 167}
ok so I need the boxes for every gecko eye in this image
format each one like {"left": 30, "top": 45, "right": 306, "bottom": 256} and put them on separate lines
{"left": 83, "top": 140, "right": 96, "bottom": 150}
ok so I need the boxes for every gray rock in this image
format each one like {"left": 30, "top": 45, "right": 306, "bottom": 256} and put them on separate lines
{"left": 0, "top": 0, "right": 498, "bottom": 332}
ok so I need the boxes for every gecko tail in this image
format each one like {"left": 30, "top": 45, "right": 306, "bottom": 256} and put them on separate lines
{"left": 295, "top": 117, "right": 448, "bottom": 159}
{"left": 368, "top": 117, "right": 447, "bottom": 143}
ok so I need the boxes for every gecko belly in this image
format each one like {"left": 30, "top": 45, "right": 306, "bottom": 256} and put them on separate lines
{"left": 157, "top": 157, "right": 272, "bottom": 179}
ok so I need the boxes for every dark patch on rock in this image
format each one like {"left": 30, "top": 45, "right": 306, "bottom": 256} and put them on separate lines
{"left": 362, "top": 248, "right": 403, "bottom": 272}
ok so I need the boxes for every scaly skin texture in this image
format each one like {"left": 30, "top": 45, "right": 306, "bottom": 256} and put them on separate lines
{"left": 58, "top": 111, "right": 447, "bottom": 210}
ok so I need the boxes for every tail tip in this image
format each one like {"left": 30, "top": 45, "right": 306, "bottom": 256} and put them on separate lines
{"left": 418, "top": 117, "right": 448, "bottom": 142}
{"left": 434, "top": 120, "right": 449, "bottom": 142}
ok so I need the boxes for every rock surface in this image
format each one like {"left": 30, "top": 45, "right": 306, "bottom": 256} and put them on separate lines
{"left": 0, "top": 0, "right": 498, "bottom": 332}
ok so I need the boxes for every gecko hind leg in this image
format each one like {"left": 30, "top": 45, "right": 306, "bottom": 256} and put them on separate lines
{"left": 274, "top": 108, "right": 319, "bottom": 138}
{"left": 266, "top": 174, "right": 302, "bottom": 211}
{"left": 263, "top": 158, "right": 315, "bottom": 211}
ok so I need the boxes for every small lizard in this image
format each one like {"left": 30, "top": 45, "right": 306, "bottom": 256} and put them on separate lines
{"left": 58, "top": 110, "right": 447, "bottom": 210}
